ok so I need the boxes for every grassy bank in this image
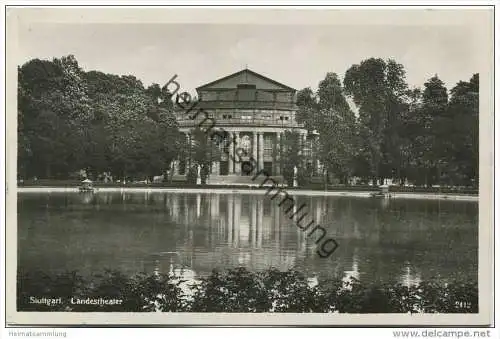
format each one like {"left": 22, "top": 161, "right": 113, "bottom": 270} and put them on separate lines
{"left": 17, "top": 179, "right": 478, "bottom": 195}
{"left": 18, "top": 268, "right": 477, "bottom": 313}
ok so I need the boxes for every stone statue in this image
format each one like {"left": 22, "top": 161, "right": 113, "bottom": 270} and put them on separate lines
{"left": 196, "top": 164, "right": 202, "bottom": 185}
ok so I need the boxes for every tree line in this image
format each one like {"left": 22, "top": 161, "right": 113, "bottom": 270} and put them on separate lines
{"left": 18, "top": 55, "right": 478, "bottom": 187}
{"left": 18, "top": 55, "right": 182, "bottom": 181}
{"left": 295, "top": 58, "right": 478, "bottom": 187}
{"left": 18, "top": 267, "right": 477, "bottom": 313}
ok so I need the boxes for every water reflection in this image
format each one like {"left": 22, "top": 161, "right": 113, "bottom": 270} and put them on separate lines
{"left": 342, "top": 247, "right": 360, "bottom": 284}
{"left": 400, "top": 261, "right": 422, "bottom": 287}
{"left": 18, "top": 192, "right": 478, "bottom": 285}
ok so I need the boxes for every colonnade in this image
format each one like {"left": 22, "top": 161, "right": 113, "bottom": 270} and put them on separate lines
{"left": 175, "top": 130, "right": 312, "bottom": 176}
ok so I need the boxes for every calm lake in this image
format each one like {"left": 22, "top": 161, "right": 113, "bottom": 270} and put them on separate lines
{"left": 17, "top": 191, "right": 478, "bottom": 285}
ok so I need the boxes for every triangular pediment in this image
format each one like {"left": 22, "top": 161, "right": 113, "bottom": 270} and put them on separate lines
{"left": 197, "top": 69, "right": 295, "bottom": 92}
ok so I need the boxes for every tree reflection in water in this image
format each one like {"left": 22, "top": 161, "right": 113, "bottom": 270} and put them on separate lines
{"left": 18, "top": 191, "right": 478, "bottom": 288}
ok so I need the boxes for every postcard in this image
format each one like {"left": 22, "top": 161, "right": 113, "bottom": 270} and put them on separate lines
{"left": 5, "top": 6, "right": 494, "bottom": 326}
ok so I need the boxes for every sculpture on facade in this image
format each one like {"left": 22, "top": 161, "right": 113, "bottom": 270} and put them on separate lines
{"left": 293, "top": 165, "right": 298, "bottom": 187}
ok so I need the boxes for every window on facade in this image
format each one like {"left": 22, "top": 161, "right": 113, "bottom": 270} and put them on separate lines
{"left": 303, "top": 139, "right": 312, "bottom": 157}
{"left": 263, "top": 136, "right": 273, "bottom": 158}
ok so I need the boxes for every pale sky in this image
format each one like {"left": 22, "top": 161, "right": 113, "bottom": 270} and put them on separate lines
{"left": 17, "top": 22, "right": 484, "bottom": 94}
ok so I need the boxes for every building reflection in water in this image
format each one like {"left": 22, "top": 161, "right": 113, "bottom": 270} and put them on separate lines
{"left": 196, "top": 193, "right": 201, "bottom": 217}
{"left": 400, "top": 261, "right": 422, "bottom": 287}
{"left": 78, "top": 192, "right": 431, "bottom": 287}
{"left": 18, "top": 191, "right": 477, "bottom": 288}
{"left": 152, "top": 194, "right": 394, "bottom": 279}
{"left": 172, "top": 193, "right": 179, "bottom": 220}
{"left": 161, "top": 193, "right": 310, "bottom": 274}
{"left": 95, "top": 192, "right": 430, "bottom": 285}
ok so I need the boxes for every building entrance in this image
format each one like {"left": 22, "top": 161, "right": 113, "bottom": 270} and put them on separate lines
{"left": 219, "top": 161, "right": 229, "bottom": 175}
{"left": 241, "top": 161, "right": 254, "bottom": 176}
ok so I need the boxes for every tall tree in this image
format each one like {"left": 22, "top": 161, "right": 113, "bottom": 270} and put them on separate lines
{"left": 344, "top": 58, "right": 410, "bottom": 185}
{"left": 407, "top": 75, "right": 449, "bottom": 186}
{"left": 398, "top": 87, "right": 423, "bottom": 185}
{"left": 443, "top": 74, "right": 479, "bottom": 186}
{"left": 315, "top": 73, "right": 359, "bottom": 184}
{"left": 279, "top": 130, "right": 305, "bottom": 186}
{"left": 295, "top": 87, "right": 318, "bottom": 131}
{"left": 82, "top": 70, "right": 182, "bottom": 181}
{"left": 379, "top": 60, "right": 409, "bottom": 183}
{"left": 18, "top": 56, "right": 91, "bottom": 178}
{"left": 145, "top": 83, "right": 183, "bottom": 182}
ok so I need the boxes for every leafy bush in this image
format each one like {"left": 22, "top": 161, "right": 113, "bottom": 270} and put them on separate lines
{"left": 190, "top": 267, "right": 271, "bottom": 312}
{"left": 17, "top": 269, "right": 186, "bottom": 312}
{"left": 261, "top": 269, "right": 320, "bottom": 312}
{"left": 17, "top": 268, "right": 477, "bottom": 313}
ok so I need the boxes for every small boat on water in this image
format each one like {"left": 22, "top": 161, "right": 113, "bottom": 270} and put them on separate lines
{"left": 78, "top": 179, "right": 96, "bottom": 193}
{"left": 370, "top": 184, "right": 391, "bottom": 198}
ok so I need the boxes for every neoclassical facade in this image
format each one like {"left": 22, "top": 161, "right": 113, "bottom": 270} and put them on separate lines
{"left": 173, "top": 69, "right": 319, "bottom": 183}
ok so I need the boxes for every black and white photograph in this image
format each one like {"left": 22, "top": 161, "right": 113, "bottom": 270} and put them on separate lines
{"left": 4, "top": 6, "right": 495, "bottom": 327}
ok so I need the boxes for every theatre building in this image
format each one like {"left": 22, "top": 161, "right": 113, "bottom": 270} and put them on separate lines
{"left": 173, "top": 69, "right": 320, "bottom": 184}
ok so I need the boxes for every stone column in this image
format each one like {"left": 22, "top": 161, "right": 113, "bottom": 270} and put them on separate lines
{"left": 234, "top": 132, "right": 241, "bottom": 174}
{"left": 228, "top": 132, "right": 234, "bottom": 174}
{"left": 258, "top": 132, "right": 264, "bottom": 171}
{"left": 252, "top": 132, "right": 258, "bottom": 168}
{"left": 275, "top": 133, "right": 281, "bottom": 175}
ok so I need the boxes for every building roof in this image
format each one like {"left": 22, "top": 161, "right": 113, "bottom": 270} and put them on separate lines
{"left": 196, "top": 69, "right": 296, "bottom": 92}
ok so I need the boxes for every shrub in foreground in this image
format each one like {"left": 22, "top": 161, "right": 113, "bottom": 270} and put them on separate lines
{"left": 17, "top": 268, "right": 478, "bottom": 313}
